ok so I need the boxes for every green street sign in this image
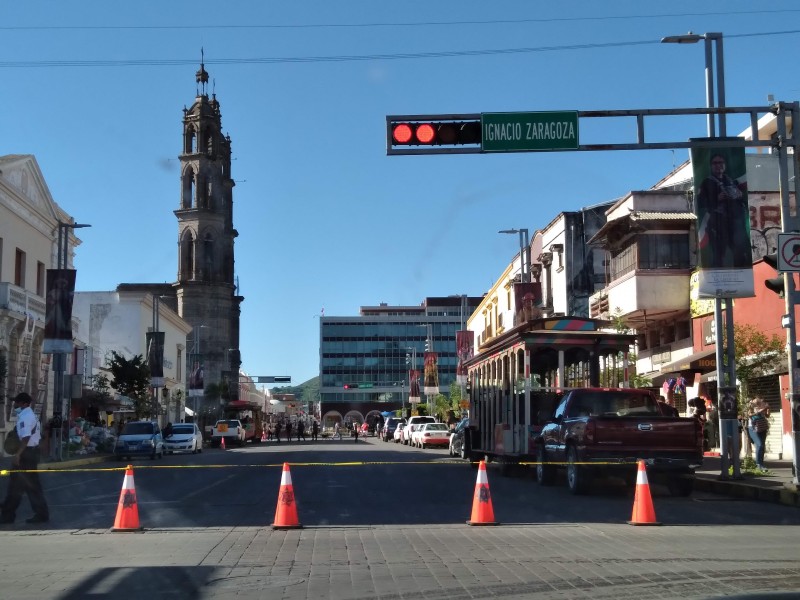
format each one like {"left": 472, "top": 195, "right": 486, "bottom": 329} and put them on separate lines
{"left": 481, "top": 111, "right": 579, "bottom": 152}
{"left": 360, "top": 383, "right": 374, "bottom": 388}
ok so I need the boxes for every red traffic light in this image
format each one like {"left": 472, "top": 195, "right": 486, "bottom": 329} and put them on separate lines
{"left": 392, "top": 123, "right": 413, "bottom": 144}
{"left": 389, "top": 119, "right": 482, "bottom": 147}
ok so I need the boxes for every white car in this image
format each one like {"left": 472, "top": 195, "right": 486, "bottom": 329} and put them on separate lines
{"left": 402, "top": 416, "right": 436, "bottom": 445}
{"left": 393, "top": 423, "right": 405, "bottom": 443}
{"left": 164, "top": 423, "right": 204, "bottom": 454}
{"left": 412, "top": 423, "right": 450, "bottom": 449}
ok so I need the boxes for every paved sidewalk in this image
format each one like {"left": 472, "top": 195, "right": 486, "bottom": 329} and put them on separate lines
{"left": 695, "top": 454, "right": 800, "bottom": 507}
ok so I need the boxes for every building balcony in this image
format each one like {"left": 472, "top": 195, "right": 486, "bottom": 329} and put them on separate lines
{"left": 589, "top": 269, "right": 691, "bottom": 325}
{"left": 0, "top": 282, "right": 47, "bottom": 324}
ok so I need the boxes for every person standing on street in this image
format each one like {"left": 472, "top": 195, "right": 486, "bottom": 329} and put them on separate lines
{"left": 285, "top": 421, "right": 293, "bottom": 443}
{"left": 334, "top": 421, "right": 342, "bottom": 440}
{"left": 1, "top": 393, "right": 49, "bottom": 525}
{"left": 747, "top": 397, "right": 771, "bottom": 471}
{"left": 311, "top": 420, "right": 319, "bottom": 441}
{"left": 353, "top": 422, "right": 359, "bottom": 443}
{"left": 297, "top": 420, "right": 306, "bottom": 442}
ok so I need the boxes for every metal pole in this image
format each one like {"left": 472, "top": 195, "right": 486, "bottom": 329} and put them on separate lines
{"left": 777, "top": 108, "right": 800, "bottom": 484}
{"left": 52, "top": 223, "right": 65, "bottom": 461}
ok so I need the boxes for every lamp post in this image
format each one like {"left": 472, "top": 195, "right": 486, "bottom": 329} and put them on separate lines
{"left": 189, "top": 325, "right": 208, "bottom": 424}
{"left": 661, "top": 32, "right": 741, "bottom": 479}
{"left": 51, "top": 221, "right": 90, "bottom": 461}
{"left": 498, "top": 229, "right": 530, "bottom": 283}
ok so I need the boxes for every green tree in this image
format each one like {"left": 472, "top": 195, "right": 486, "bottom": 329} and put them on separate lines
{"left": 432, "top": 393, "right": 452, "bottom": 421}
{"left": 108, "top": 352, "right": 152, "bottom": 419}
{"left": 732, "top": 323, "right": 785, "bottom": 405}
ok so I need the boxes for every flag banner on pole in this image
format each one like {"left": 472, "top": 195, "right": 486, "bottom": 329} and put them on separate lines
{"left": 691, "top": 142, "right": 754, "bottom": 298}
{"left": 146, "top": 331, "right": 165, "bottom": 387}
{"left": 43, "top": 269, "right": 76, "bottom": 354}
{"left": 513, "top": 282, "right": 543, "bottom": 325}
{"left": 456, "top": 330, "right": 474, "bottom": 385}
{"left": 188, "top": 359, "right": 204, "bottom": 397}
{"left": 423, "top": 352, "right": 439, "bottom": 395}
{"left": 409, "top": 370, "right": 421, "bottom": 403}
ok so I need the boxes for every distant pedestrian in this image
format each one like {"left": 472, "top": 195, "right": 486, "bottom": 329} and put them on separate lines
{"left": 311, "top": 420, "right": 319, "bottom": 441}
{"left": 1, "top": 393, "right": 49, "bottom": 525}
{"left": 334, "top": 422, "right": 342, "bottom": 440}
{"left": 353, "top": 422, "right": 359, "bottom": 443}
{"left": 285, "top": 422, "right": 293, "bottom": 443}
{"left": 275, "top": 422, "right": 282, "bottom": 443}
{"left": 658, "top": 396, "right": 679, "bottom": 417}
{"left": 297, "top": 421, "right": 306, "bottom": 442}
{"left": 747, "top": 397, "right": 771, "bottom": 471}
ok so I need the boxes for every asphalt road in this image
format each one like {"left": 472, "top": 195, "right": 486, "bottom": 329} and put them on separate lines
{"left": 2, "top": 437, "right": 800, "bottom": 599}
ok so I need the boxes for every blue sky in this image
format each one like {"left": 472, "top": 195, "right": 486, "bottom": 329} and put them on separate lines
{"left": 2, "top": 2, "right": 799, "bottom": 386}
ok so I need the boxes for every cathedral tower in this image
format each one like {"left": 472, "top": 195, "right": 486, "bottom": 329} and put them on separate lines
{"left": 174, "top": 61, "right": 243, "bottom": 401}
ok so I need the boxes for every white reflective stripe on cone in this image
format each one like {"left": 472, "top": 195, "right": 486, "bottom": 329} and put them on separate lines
{"left": 281, "top": 468, "right": 293, "bottom": 486}
{"left": 637, "top": 466, "right": 649, "bottom": 485}
{"left": 476, "top": 465, "right": 488, "bottom": 484}
{"left": 122, "top": 473, "right": 135, "bottom": 490}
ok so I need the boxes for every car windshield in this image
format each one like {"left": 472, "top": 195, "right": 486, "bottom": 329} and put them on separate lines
{"left": 171, "top": 426, "right": 194, "bottom": 434}
{"left": 122, "top": 423, "right": 154, "bottom": 435}
{"left": 426, "top": 424, "right": 448, "bottom": 431}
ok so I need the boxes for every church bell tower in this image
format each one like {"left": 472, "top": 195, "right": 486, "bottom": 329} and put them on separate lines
{"left": 174, "top": 60, "right": 243, "bottom": 402}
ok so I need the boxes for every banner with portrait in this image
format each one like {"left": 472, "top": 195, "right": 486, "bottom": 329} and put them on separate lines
{"left": 423, "top": 351, "right": 439, "bottom": 395}
{"left": 513, "top": 282, "right": 543, "bottom": 326}
{"left": 456, "top": 330, "right": 474, "bottom": 385}
{"left": 408, "top": 370, "right": 421, "bottom": 404}
{"left": 43, "top": 269, "right": 77, "bottom": 354}
{"left": 146, "top": 331, "right": 165, "bottom": 388}
{"left": 691, "top": 142, "right": 754, "bottom": 298}
{"left": 188, "top": 359, "right": 204, "bottom": 397}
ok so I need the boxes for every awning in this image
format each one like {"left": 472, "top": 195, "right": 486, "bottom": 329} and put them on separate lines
{"left": 659, "top": 348, "right": 716, "bottom": 374}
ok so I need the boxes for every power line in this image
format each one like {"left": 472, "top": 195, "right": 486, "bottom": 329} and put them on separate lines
{"left": 1, "top": 9, "right": 799, "bottom": 31}
{"left": 0, "top": 30, "right": 798, "bottom": 69}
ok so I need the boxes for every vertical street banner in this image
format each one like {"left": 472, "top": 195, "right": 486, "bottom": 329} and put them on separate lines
{"left": 188, "top": 359, "right": 204, "bottom": 397}
{"left": 423, "top": 351, "right": 439, "bottom": 395}
{"left": 408, "top": 370, "right": 421, "bottom": 404}
{"left": 691, "top": 143, "right": 754, "bottom": 298}
{"left": 456, "top": 330, "right": 474, "bottom": 385}
{"left": 146, "top": 331, "right": 165, "bottom": 388}
{"left": 43, "top": 269, "right": 77, "bottom": 354}
{"left": 513, "top": 282, "right": 543, "bottom": 325}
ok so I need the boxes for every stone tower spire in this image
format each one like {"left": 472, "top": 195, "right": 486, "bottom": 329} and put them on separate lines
{"left": 174, "top": 62, "right": 243, "bottom": 403}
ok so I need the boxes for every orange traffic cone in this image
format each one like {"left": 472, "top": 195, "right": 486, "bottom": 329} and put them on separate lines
{"left": 467, "top": 460, "right": 498, "bottom": 526}
{"left": 111, "top": 465, "right": 143, "bottom": 532}
{"left": 271, "top": 462, "right": 302, "bottom": 529}
{"left": 220, "top": 436, "right": 226, "bottom": 450}
{"left": 628, "top": 460, "right": 661, "bottom": 526}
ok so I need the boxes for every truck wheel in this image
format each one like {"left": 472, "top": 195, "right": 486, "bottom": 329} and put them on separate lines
{"left": 566, "top": 447, "right": 590, "bottom": 495}
{"left": 536, "top": 445, "right": 556, "bottom": 485}
{"left": 667, "top": 476, "right": 695, "bottom": 497}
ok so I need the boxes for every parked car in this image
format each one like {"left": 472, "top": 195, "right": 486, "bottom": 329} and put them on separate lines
{"left": 211, "top": 419, "right": 247, "bottom": 447}
{"left": 393, "top": 423, "right": 406, "bottom": 443}
{"left": 114, "top": 421, "right": 164, "bottom": 461}
{"left": 412, "top": 423, "right": 450, "bottom": 449}
{"left": 164, "top": 422, "right": 204, "bottom": 454}
{"left": 402, "top": 416, "right": 436, "bottom": 445}
{"left": 382, "top": 417, "right": 405, "bottom": 442}
{"left": 449, "top": 417, "right": 472, "bottom": 458}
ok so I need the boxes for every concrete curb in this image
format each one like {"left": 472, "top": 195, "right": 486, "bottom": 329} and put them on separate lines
{"left": 695, "top": 476, "right": 800, "bottom": 507}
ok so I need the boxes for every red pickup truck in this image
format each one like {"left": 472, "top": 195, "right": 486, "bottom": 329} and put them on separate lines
{"left": 535, "top": 388, "right": 704, "bottom": 496}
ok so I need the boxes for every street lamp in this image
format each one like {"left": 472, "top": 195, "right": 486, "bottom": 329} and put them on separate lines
{"left": 661, "top": 32, "right": 725, "bottom": 137}
{"left": 662, "top": 31, "right": 741, "bottom": 479}
{"left": 52, "top": 221, "right": 91, "bottom": 461}
{"left": 498, "top": 228, "right": 530, "bottom": 283}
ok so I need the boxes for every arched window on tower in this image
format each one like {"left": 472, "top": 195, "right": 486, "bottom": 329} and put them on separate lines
{"left": 203, "top": 233, "right": 214, "bottom": 281}
{"left": 179, "top": 230, "right": 195, "bottom": 281}
{"left": 181, "top": 169, "right": 195, "bottom": 209}
{"left": 185, "top": 127, "right": 197, "bottom": 154}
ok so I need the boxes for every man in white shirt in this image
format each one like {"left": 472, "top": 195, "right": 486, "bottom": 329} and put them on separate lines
{"left": 1, "top": 393, "right": 49, "bottom": 525}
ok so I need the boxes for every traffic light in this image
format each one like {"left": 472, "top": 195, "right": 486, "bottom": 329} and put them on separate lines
{"left": 387, "top": 114, "right": 482, "bottom": 155}
{"left": 343, "top": 384, "right": 359, "bottom": 389}
{"left": 764, "top": 253, "right": 785, "bottom": 297}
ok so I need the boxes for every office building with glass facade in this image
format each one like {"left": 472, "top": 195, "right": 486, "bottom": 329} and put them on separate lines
{"left": 318, "top": 296, "right": 484, "bottom": 424}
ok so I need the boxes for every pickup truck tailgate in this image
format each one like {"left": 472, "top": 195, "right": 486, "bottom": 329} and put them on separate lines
{"left": 592, "top": 416, "right": 701, "bottom": 455}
